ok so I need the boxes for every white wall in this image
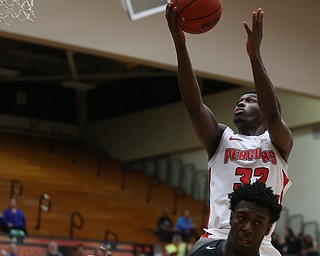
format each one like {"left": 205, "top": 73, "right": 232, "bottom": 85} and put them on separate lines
{"left": 283, "top": 127, "right": 320, "bottom": 224}
{"left": 83, "top": 88, "right": 320, "bottom": 161}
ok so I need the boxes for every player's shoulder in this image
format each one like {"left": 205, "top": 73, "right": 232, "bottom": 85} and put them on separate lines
{"left": 219, "top": 124, "right": 234, "bottom": 138}
{"left": 207, "top": 124, "right": 233, "bottom": 159}
{"left": 191, "top": 239, "right": 225, "bottom": 256}
{"left": 218, "top": 123, "right": 228, "bottom": 132}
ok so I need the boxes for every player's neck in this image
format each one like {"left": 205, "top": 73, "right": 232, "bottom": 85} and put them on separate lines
{"left": 223, "top": 240, "right": 260, "bottom": 256}
{"left": 237, "top": 124, "right": 266, "bottom": 136}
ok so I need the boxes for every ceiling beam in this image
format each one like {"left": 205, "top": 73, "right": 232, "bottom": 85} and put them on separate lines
{"left": 0, "top": 71, "right": 175, "bottom": 83}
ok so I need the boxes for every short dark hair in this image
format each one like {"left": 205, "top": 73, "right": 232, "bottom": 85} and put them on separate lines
{"left": 243, "top": 90, "right": 257, "bottom": 95}
{"left": 228, "top": 181, "right": 282, "bottom": 223}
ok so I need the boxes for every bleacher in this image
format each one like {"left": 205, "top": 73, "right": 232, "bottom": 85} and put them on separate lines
{"left": 1, "top": 130, "right": 319, "bottom": 255}
{"left": 127, "top": 153, "right": 320, "bottom": 255}
{"left": 0, "top": 235, "right": 155, "bottom": 256}
{"left": 275, "top": 207, "right": 320, "bottom": 254}
{"left": 0, "top": 131, "right": 205, "bottom": 255}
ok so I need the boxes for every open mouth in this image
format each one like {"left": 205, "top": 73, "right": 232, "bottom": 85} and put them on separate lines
{"left": 237, "top": 237, "right": 252, "bottom": 247}
{"left": 234, "top": 108, "right": 244, "bottom": 114}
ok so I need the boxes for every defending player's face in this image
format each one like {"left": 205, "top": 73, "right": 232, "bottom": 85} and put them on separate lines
{"left": 233, "top": 93, "right": 264, "bottom": 126}
{"left": 229, "top": 201, "right": 272, "bottom": 253}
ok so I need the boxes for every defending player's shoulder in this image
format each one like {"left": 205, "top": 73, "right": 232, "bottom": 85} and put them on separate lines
{"left": 191, "top": 239, "right": 225, "bottom": 256}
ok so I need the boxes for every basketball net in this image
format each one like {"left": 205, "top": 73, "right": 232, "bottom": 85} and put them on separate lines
{"left": 0, "top": 0, "right": 35, "bottom": 25}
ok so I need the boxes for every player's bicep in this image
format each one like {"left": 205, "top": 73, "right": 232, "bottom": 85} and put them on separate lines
{"left": 189, "top": 105, "right": 223, "bottom": 157}
{"left": 268, "top": 119, "right": 293, "bottom": 162}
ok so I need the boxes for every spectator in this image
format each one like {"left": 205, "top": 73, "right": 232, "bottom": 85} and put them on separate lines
{"left": 93, "top": 245, "right": 112, "bottom": 256}
{"left": 0, "top": 249, "right": 7, "bottom": 256}
{"left": 164, "top": 234, "right": 188, "bottom": 256}
{"left": 271, "top": 232, "right": 284, "bottom": 255}
{"left": 7, "top": 243, "right": 19, "bottom": 256}
{"left": 2, "top": 198, "right": 27, "bottom": 235}
{"left": 44, "top": 241, "right": 63, "bottom": 256}
{"left": 176, "top": 209, "right": 199, "bottom": 243}
{"left": 155, "top": 208, "right": 176, "bottom": 242}
{"left": 283, "top": 227, "right": 302, "bottom": 255}
{"left": 302, "top": 235, "right": 319, "bottom": 256}
{"left": 73, "top": 244, "right": 86, "bottom": 256}
{"left": 93, "top": 247, "right": 104, "bottom": 256}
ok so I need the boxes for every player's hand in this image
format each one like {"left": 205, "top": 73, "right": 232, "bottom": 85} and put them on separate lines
{"left": 244, "top": 8, "right": 264, "bottom": 59}
{"left": 165, "top": 1, "right": 186, "bottom": 45}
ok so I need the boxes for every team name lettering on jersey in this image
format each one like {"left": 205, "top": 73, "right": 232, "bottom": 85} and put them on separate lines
{"left": 224, "top": 147, "right": 277, "bottom": 165}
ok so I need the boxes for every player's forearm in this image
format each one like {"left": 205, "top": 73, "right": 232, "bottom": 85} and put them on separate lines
{"left": 250, "top": 55, "right": 281, "bottom": 122}
{"left": 175, "top": 44, "right": 204, "bottom": 114}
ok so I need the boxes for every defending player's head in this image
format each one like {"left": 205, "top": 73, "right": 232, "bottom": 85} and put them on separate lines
{"left": 226, "top": 181, "right": 282, "bottom": 254}
{"left": 228, "top": 181, "right": 282, "bottom": 223}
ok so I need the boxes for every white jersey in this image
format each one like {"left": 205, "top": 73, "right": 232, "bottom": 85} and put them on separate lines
{"left": 205, "top": 127, "right": 291, "bottom": 252}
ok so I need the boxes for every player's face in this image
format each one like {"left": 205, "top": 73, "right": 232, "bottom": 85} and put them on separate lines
{"left": 229, "top": 201, "right": 272, "bottom": 254}
{"left": 233, "top": 93, "right": 264, "bottom": 127}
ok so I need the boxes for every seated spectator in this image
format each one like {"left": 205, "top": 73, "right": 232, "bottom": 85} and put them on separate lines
{"left": 155, "top": 208, "right": 176, "bottom": 242}
{"left": 44, "top": 241, "right": 63, "bottom": 256}
{"left": 0, "top": 249, "right": 7, "bottom": 256}
{"left": 7, "top": 243, "right": 19, "bottom": 256}
{"left": 164, "top": 234, "right": 188, "bottom": 256}
{"left": 93, "top": 247, "right": 104, "bottom": 256}
{"left": 73, "top": 244, "right": 86, "bottom": 256}
{"left": 2, "top": 198, "right": 27, "bottom": 236}
{"left": 302, "top": 235, "right": 319, "bottom": 256}
{"left": 282, "top": 227, "right": 303, "bottom": 255}
{"left": 271, "top": 232, "right": 284, "bottom": 255}
{"left": 176, "top": 209, "right": 199, "bottom": 243}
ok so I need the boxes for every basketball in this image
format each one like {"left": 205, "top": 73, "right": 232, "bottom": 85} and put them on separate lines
{"left": 172, "top": 0, "right": 222, "bottom": 34}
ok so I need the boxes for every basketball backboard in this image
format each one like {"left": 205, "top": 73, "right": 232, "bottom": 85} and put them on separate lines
{"left": 123, "top": 0, "right": 167, "bottom": 20}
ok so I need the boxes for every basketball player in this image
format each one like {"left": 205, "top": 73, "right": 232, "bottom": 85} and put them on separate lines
{"left": 165, "top": 4, "right": 293, "bottom": 256}
{"left": 190, "top": 181, "right": 282, "bottom": 255}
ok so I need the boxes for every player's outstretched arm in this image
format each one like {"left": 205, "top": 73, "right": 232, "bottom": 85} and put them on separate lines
{"left": 165, "top": 2, "right": 224, "bottom": 158}
{"left": 244, "top": 8, "right": 293, "bottom": 161}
